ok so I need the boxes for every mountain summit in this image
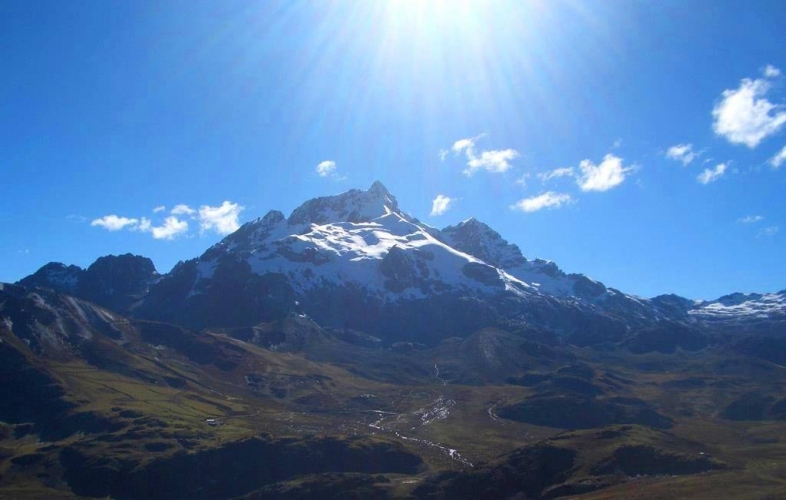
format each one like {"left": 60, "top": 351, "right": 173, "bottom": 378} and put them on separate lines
{"left": 288, "top": 180, "right": 400, "bottom": 225}
{"left": 135, "top": 182, "right": 543, "bottom": 340}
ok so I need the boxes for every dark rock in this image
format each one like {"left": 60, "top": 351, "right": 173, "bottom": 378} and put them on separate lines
{"left": 461, "top": 262, "right": 503, "bottom": 287}
{"left": 17, "top": 254, "right": 159, "bottom": 314}
{"left": 17, "top": 262, "right": 82, "bottom": 294}
{"left": 572, "top": 275, "right": 607, "bottom": 298}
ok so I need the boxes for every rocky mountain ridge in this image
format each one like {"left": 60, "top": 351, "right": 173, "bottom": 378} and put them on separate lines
{"left": 3, "top": 183, "right": 786, "bottom": 499}
{"left": 18, "top": 253, "right": 160, "bottom": 313}
{"left": 15, "top": 182, "right": 786, "bottom": 343}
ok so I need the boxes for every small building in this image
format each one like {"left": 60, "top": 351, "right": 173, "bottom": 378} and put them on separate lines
{"left": 205, "top": 418, "right": 218, "bottom": 426}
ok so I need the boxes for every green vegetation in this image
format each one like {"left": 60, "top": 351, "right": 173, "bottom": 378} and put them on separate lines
{"left": 2, "top": 295, "right": 786, "bottom": 498}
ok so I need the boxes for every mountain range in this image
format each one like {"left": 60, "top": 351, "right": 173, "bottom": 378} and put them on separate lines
{"left": 18, "top": 181, "right": 786, "bottom": 344}
{"left": 3, "top": 182, "right": 786, "bottom": 499}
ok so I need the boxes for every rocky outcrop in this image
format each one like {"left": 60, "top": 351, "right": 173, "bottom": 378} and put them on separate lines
{"left": 17, "top": 254, "right": 159, "bottom": 313}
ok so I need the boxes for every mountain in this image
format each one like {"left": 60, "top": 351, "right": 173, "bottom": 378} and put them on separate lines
{"left": 18, "top": 253, "right": 160, "bottom": 313}
{"left": 440, "top": 217, "right": 604, "bottom": 299}
{"left": 133, "top": 182, "right": 560, "bottom": 344}
{"left": 4, "top": 182, "right": 786, "bottom": 499}
{"left": 17, "top": 182, "right": 786, "bottom": 344}
{"left": 3, "top": 280, "right": 786, "bottom": 498}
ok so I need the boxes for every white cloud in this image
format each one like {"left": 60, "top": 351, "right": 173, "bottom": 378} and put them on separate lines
{"left": 450, "top": 134, "right": 519, "bottom": 176}
{"left": 452, "top": 134, "right": 485, "bottom": 155}
{"left": 92, "top": 199, "right": 243, "bottom": 239}
{"left": 137, "top": 217, "right": 152, "bottom": 232}
{"left": 153, "top": 205, "right": 166, "bottom": 213}
{"left": 430, "top": 194, "right": 453, "bottom": 216}
{"left": 465, "top": 149, "right": 519, "bottom": 175}
{"left": 91, "top": 214, "right": 188, "bottom": 240}
{"left": 665, "top": 143, "right": 697, "bottom": 166}
{"left": 712, "top": 72, "right": 786, "bottom": 148}
{"left": 770, "top": 145, "right": 786, "bottom": 168}
{"left": 697, "top": 163, "right": 727, "bottom": 184}
{"left": 738, "top": 215, "right": 764, "bottom": 224}
{"left": 90, "top": 215, "right": 139, "bottom": 231}
{"left": 171, "top": 204, "right": 196, "bottom": 215}
{"left": 613, "top": 138, "right": 623, "bottom": 149}
{"left": 576, "top": 154, "right": 631, "bottom": 192}
{"left": 515, "top": 173, "right": 530, "bottom": 187}
{"left": 149, "top": 216, "right": 189, "bottom": 240}
{"left": 510, "top": 191, "right": 573, "bottom": 213}
{"left": 764, "top": 65, "right": 781, "bottom": 78}
{"left": 439, "top": 149, "right": 448, "bottom": 161}
{"left": 316, "top": 160, "right": 337, "bottom": 177}
{"left": 198, "top": 201, "right": 243, "bottom": 235}
{"left": 758, "top": 226, "right": 779, "bottom": 238}
{"left": 538, "top": 167, "right": 575, "bottom": 182}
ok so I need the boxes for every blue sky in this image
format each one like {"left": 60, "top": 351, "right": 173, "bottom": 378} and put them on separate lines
{"left": 2, "top": 0, "right": 784, "bottom": 300}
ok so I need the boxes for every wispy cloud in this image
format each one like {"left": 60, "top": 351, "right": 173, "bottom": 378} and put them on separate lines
{"left": 316, "top": 160, "right": 337, "bottom": 177}
{"left": 171, "top": 204, "right": 196, "bottom": 215}
{"left": 758, "top": 226, "right": 779, "bottom": 238}
{"left": 576, "top": 154, "right": 632, "bottom": 192}
{"left": 666, "top": 143, "right": 698, "bottom": 166}
{"left": 450, "top": 134, "right": 519, "bottom": 176}
{"left": 510, "top": 191, "right": 574, "bottom": 213}
{"left": 712, "top": 66, "right": 786, "bottom": 148}
{"left": 91, "top": 200, "right": 244, "bottom": 239}
{"left": 770, "top": 145, "right": 786, "bottom": 169}
{"left": 153, "top": 205, "right": 166, "bottom": 213}
{"left": 198, "top": 201, "right": 242, "bottom": 235}
{"left": 91, "top": 215, "right": 140, "bottom": 231}
{"left": 66, "top": 214, "right": 88, "bottom": 223}
{"left": 451, "top": 133, "right": 486, "bottom": 155}
{"left": 738, "top": 215, "right": 764, "bottom": 224}
{"left": 430, "top": 194, "right": 454, "bottom": 216}
{"left": 697, "top": 163, "right": 727, "bottom": 184}
{"left": 538, "top": 167, "right": 575, "bottom": 183}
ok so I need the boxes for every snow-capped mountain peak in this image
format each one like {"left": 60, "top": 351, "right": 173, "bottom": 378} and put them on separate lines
{"left": 690, "top": 290, "right": 786, "bottom": 321}
{"left": 133, "top": 182, "right": 546, "bottom": 333}
{"left": 288, "top": 181, "right": 401, "bottom": 226}
{"left": 440, "top": 216, "right": 607, "bottom": 298}
{"left": 441, "top": 217, "right": 528, "bottom": 270}
{"left": 16, "top": 182, "right": 785, "bottom": 343}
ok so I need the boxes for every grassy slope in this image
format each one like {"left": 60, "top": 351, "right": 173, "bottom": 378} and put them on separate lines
{"left": 2, "top": 310, "right": 786, "bottom": 498}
